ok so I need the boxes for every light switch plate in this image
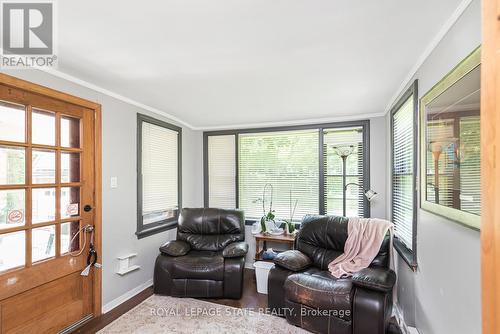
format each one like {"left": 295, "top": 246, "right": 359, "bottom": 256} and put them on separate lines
{"left": 110, "top": 177, "right": 118, "bottom": 188}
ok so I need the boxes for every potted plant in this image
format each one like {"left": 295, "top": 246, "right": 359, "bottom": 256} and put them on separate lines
{"left": 283, "top": 190, "right": 297, "bottom": 234}
{"left": 254, "top": 183, "right": 276, "bottom": 234}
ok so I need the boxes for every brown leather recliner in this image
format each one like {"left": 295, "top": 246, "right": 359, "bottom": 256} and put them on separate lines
{"left": 154, "top": 208, "right": 248, "bottom": 299}
{"left": 268, "top": 215, "right": 395, "bottom": 334}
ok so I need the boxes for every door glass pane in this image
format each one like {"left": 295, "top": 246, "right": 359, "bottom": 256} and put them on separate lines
{"left": 32, "top": 225, "right": 55, "bottom": 262}
{"left": 61, "top": 187, "right": 80, "bottom": 219}
{"left": 32, "top": 150, "right": 55, "bottom": 184}
{"left": 61, "top": 221, "right": 80, "bottom": 254}
{"left": 0, "top": 146, "right": 25, "bottom": 184}
{"left": 61, "top": 116, "right": 80, "bottom": 148}
{"left": 32, "top": 109, "right": 55, "bottom": 146}
{"left": 0, "top": 189, "right": 25, "bottom": 229}
{"left": 0, "top": 231, "right": 25, "bottom": 272}
{"left": 0, "top": 102, "right": 25, "bottom": 143}
{"left": 61, "top": 152, "right": 80, "bottom": 183}
{"left": 32, "top": 188, "right": 55, "bottom": 223}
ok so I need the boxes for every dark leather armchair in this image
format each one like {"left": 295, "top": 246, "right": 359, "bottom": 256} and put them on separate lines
{"left": 154, "top": 208, "right": 248, "bottom": 299}
{"left": 268, "top": 215, "right": 395, "bottom": 334}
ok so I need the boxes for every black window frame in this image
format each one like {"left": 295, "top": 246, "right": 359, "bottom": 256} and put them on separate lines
{"left": 136, "top": 113, "right": 182, "bottom": 239}
{"left": 390, "top": 80, "right": 418, "bottom": 270}
{"left": 203, "top": 120, "right": 370, "bottom": 225}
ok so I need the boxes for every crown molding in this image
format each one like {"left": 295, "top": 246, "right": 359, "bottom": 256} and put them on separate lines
{"left": 383, "top": 0, "right": 474, "bottom": 114}
{"left": 31, "top": 0, "right": 473, "bottom": 131}
{"left": 193, "top": 111, "right": 386, "bottom": 131}
{"left": 39, "top": 67, "right": 195, "bottom": 129}
{"left": 39, "top": 67, "right": 386, "bottom": 131}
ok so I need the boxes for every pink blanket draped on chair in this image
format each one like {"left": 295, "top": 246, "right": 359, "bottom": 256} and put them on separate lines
{"left": 328, "top": 217, "right": 393, "bottom": 278}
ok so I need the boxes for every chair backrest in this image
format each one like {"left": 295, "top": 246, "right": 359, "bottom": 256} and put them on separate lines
{"left": 296, "top": 214, "right": 390, "bottom": 270}
{"left": 177, "top": 208, "right": 245, "bottom": 251}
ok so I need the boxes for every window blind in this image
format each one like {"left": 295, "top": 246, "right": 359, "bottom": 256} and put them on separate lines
{"left": 459, "top": 116, "right": 480, "bottom": 215}
{"left": 392, "top": 96, "right": 415, "bottom": 250}
{"left": 142, "top": 122, "right": 178, "bottom": 224}
{"left": 323, "top": 127, "right": 364, "bottom": 217}
{"left": 238, "top": 130, "right": 319, "bottom": 220}
{"left": 426, "top": 119, "right": 455, "bottom": 207}
{"left": 207, "top": 135, "right": 236, "bottom": 209}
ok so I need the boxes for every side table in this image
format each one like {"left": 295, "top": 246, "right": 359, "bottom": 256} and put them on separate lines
{"left": 253, "top": 232, "right": 296, "bottom": 262}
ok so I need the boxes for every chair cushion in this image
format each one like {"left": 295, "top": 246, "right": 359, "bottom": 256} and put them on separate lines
{"left": 177, "top": 208, "right": 245, "bottom": 251}
{"left": 222, "top": 241, "right": 248, "bottom": 258}
{"left": 352, "top": 267, "right": 396, "bottom": 292}
{"left": 284, "top": 268, "right": 353, "bottom": 320}
{"left": 159, "top": 240, "right": 191, "bottom": 257}
{"left": 296, "top": 215, "right": 349, "bottom": 270}
{"left": 274, "top": 250, "right": 312, "bottom": 271}
{"left": 296, "top": 215, "right": 391, "bottom": 270}
{"left": 170, "top": 251, "right": 224, "bottom": 281}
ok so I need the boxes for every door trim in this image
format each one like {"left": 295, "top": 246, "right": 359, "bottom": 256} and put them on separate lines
{"left": 481, "top": 0, "right": 500, "bottom": 332}
{"left": 0, "top": 72, "right": 103, "bottom": 317}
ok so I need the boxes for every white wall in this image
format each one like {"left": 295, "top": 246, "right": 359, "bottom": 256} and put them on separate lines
{"left": 0, "top": 69, "right": 204, "bottom": 310}
{"left": 387, "top": 0, "right": 482, "bottom": 332}
{"left": 369, "top": 116, "right": 388, "bottom": 219}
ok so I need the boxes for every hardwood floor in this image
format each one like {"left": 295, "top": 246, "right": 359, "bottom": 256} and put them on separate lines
{"left": 73, "top": 285, "right": 154, "bottom": 334}
{"left": 75, "top": 268, "right": 402, "bottom": 334}
{"left": 202, "top": 269, "right": 267, "bottom": 309}
{"left": 74, "top": 268, "right": 264, "bottom": 333}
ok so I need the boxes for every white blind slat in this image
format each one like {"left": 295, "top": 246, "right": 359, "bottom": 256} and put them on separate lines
{"left": 142, "top": 122, "right": 178, "bottom": 223}
{"left": 208, "top": 135, "right": 236, "bottom": 209}
{"left": 392, "top": 96, "right": 415, "bottom": 250}
{"left": 459, "top": 116, "right": 480, "bottom": 215}
{"left": 239, "top": 130, "right": 319, "bottom": 220}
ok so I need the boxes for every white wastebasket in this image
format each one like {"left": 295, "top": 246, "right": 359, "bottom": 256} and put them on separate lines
{"left": 253, "top": 261, "right": 275, "bottom": 294}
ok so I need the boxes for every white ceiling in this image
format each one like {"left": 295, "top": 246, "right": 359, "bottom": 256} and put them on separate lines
{"left": 56, "top": 0, "right": 465, "bottom": 129}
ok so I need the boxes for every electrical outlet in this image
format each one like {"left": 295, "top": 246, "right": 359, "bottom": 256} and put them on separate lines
{"left": 110, "top": 177, "right": 118, "bottom": 188}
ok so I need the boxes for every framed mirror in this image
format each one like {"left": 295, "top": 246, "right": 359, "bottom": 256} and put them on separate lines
{"left": 420, "top": 46, "right": 481, "bottom": 230}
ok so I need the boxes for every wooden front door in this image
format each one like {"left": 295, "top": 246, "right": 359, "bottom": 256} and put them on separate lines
{"left": 0, "top": 74, "right": 102, "bottom": 334}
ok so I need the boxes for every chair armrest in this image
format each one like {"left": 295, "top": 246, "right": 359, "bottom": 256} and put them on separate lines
{"left": 274, "top": 250, "right": 311, "bottom": 272}
{"left": 352, "top": 267, "right": 396, "bottom": 293}
{"left": 223, "top": 242, "right": 248, "bottom": 258}
{"left": 159, "top": 240, "right": 191, "bottom": 257}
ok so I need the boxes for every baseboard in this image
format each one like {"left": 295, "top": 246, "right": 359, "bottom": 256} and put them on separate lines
{"left": 102, "top": 278, "right": 153, "bottom": 314}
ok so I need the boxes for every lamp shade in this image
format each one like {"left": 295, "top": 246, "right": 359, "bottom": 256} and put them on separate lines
{"left": 364, "top": 189, "right": 378, "bottom": 201}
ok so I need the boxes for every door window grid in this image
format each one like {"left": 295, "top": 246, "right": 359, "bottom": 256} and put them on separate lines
{"left": 0, "top": 102, "right": 83, "bottom": 273}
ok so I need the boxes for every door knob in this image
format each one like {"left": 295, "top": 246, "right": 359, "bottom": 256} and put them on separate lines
{"left": 84, "top": 205, "right": 93, "bottom": 212}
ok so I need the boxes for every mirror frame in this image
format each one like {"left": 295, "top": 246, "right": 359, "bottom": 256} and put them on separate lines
{"left": 420, "top": 46, "right": 481, "bottom": 230}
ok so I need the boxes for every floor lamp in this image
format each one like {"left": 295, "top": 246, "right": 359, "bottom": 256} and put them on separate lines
{"left": 332, "top": 145, "right": 355, "bottom": 217}
{"left": 429, "top": 142, "right": 444, "bottom": 205}
{"left": 332, "top": 145, "right": 378, "bottom": 217}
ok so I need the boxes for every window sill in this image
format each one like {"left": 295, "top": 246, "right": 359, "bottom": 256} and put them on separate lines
{"left": 136, "top": 221, "right": 178, "bottom": 239}
{"left": 244, "top": 219, "right": 301, "bottom": 229}
{"left": 394, "top": 237, "right": 417, "bottom": 271}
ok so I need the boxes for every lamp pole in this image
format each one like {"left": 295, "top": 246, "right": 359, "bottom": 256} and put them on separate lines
{"left": 432, "top": 150, "right": 441, "bottom": 204}
{"left": 332, "top": 145, "right": 355, "bottom": 218}
{"left": 342, "top": 155, "right": 347, "bottom": 217}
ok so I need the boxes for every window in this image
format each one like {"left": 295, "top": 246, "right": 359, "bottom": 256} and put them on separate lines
{"left": 391, "top": 80, "right": 418, "bottom": 269}
{"left": 323, "top": 126, "right": 368, "bottom": 217}
{"left": 206, "top": 135, "right": 237, "bottom": 209}
{"left": 137, "top": 114, "right": 181, "bottom": 238}
{"left": 204, "top": 122, "right": 369, "bottom": 222}
{"left": 458, "top": 116, "right": 480, "bottom": 215}
{"left": 239, "top": 130, "right": 319, "bottom": 219}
